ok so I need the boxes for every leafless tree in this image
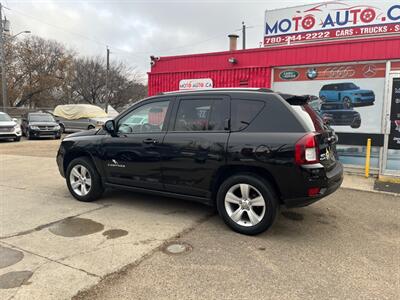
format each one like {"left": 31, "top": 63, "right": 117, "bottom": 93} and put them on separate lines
{"left": 3, "top": 35, "right": 147, "bottom": 111}
{"left": 6, "top": 36, "right": 74, "bottom": 108}
{"left": 70, "top": 56, "right": 147, "bottom": 110}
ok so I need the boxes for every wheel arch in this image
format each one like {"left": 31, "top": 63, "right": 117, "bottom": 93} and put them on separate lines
{"left": 63, "top": 149, "right": 100, "bottom": 176}
{"left": 210, "top": 165, "right": 282, "bottom": 204}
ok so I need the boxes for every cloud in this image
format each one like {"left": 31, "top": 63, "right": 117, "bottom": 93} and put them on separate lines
{"left": 5, "top": 0, "right": 325, "bottom": 75}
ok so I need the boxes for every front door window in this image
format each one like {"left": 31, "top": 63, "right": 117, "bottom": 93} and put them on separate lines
{"left": 118, "top": 101, "right": 170, "bottom": 134}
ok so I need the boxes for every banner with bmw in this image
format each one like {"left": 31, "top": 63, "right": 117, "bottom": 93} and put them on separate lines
{"left": 272, "top": 62, "right": 386, "bottom": 134}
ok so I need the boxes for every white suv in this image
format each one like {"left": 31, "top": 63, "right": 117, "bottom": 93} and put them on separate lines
{"left": 0, "top": 112, "right": 22, "bottom": 142}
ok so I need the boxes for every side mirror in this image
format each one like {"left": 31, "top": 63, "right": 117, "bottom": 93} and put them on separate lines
{"left": 104, "top": 120, "right": 117, "bottom": 136}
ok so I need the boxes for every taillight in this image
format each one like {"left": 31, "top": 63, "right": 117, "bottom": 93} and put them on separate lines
{"left": 295, "top": 133, "right": 320, "bottom": 165}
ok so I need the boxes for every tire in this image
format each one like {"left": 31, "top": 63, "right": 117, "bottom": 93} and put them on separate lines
{"left": 59, "top": 124, "right": 65, "bottom": 134}
{"left": 343, "top": 97, "right": 352, "bottom": 108}
{"left": 14, "top": 136, "right": 21, "bottom": 142}
{"left": 351, "top": 120, "right": 361, "bottom": 129}
{"left": 66, "top": 157, "right": 104, "bottom": 202}
{"left": 216, "top": 174, "right": 278, "bottom": 235}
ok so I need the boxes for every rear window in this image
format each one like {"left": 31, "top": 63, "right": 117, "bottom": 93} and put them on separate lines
{"left": 291, "top": 104, "right": 325, "bottom": 132}
{"left": 231, "top": 99, "right": 265, "bottom": 131}
{"left": 174, "top": 99, "right": 228, "bottom": 131}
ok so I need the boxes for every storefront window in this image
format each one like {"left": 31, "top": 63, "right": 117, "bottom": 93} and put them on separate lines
{"left": 386, "top": 149, "right": 400, "bottom": 171}
{"left": 337, "top": 145, "right": 380, "bottom": 168}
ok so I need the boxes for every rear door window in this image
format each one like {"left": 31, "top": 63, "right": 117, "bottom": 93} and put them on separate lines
{"left": 174, "top": 98, "right": 228, "bottom": 131}
{"left": 231, "top": 99, "right": 264, "bottom": 131}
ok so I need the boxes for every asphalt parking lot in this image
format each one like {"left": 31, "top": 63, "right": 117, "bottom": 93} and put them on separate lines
{"left": 1, "top": 137, "right": 399, "bottom": 300}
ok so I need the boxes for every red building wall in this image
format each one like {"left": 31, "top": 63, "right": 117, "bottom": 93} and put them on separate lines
{"left": 148, "top": 37, "right": 400, "bottom": 96}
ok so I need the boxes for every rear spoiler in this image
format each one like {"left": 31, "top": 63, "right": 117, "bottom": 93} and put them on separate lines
{"left": 279, "top": 93, "right": 310, "bottom": 105}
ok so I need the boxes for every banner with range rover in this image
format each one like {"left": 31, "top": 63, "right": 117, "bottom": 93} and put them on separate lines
{"left": 264, "top": 0, "right": 400, "bottom": 46}
{"left": 272, "top": 62, "right": 386, "bottom": 134}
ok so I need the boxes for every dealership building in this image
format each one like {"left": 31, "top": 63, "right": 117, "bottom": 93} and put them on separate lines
{"left": 148, "top": 1, "right": 400, "bottom": 177}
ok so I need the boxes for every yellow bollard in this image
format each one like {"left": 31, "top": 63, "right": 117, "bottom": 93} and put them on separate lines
{"left": 365, "top": 138, "right": 371, "bottom": 178}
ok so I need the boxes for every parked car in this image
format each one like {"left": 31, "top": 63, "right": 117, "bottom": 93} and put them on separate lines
{"left": 53, "top": 104, "right": 111, "bottom": 133}
{"left": 319, "top": 82, "right": 375, "bottom": 108}
{"left": 57, "top": 88, "right": 343, "bottom": 235}
{"left": 0, "top": 112, "right": 22, "bottom": 142}
{"left": 319, "top": 103, "right": 361, "bottom": 129}
{"left": 21, "top": 112, "right": 62, "bottom": 139}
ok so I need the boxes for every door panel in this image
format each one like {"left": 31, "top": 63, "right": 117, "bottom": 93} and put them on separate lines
{"left": 101, "top": 100, "right": 171, "bottom": 189}
{"left": 162, "top": 96, "right": 229, "bottom": 197}
{"left": 162, "top": 133, "right": 228, "bottom": 197}
{"left": 101, "top": 133, "right": 166, "bottom": 189}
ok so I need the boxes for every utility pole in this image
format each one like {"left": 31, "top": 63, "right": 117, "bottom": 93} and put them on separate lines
{"left": 105, "top": 46, "right": 110, "bottom": 113}
{"left": 0, "top": 2, "right": 7, "bottom": 112}
{"left": 242, "top": 21, "right": 246, "bottom": 50}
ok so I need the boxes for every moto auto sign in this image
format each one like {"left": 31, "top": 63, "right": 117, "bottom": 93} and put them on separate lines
{"left": 264, "top": 0, "right": 400, "bottom": 46}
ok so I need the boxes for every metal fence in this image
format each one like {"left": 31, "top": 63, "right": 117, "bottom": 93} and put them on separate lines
{"left": 2, "top": 107, "right": 55, "bottom": 119}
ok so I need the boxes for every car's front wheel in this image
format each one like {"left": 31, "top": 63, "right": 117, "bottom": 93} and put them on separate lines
{"left": 217, "top": 174, "right": 278, "bottom": 235}
{"left": 66, "top": 157, "right": 104, "bottom": 202}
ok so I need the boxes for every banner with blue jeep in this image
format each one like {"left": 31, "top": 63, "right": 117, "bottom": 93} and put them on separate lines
{"left": 273, "top": 62, "right": 386, "bottom": 134}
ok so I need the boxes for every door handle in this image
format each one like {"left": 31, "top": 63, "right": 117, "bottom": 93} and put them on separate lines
{"left": 143, "top": 138, "right": 159, "bottom": 144}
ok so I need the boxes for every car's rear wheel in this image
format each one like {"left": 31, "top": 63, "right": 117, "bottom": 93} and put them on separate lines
{"left": 351, "top": 119, "right": 361, "bottom": 129}
{"left": 343, "top": 97, "right": 352, "bottom": 108}
{"left": 217, "top": 174, "right": 278, "bottom": 235}
{"left": 66, "top": 157, "right": 103, "bottom": 202}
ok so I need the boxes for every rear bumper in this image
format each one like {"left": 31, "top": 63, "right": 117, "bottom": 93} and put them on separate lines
{"left": 283, "top": 162, "right": 343, "bottom": 208}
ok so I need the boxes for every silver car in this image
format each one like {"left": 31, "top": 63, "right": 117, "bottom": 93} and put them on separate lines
{"left": 53, "top": 104, "right": 111, "bottom": 133}
{"left": 0, "top": 112, "right": 22, "bottom": 142}
{"left": 55, "top": 116, "right": 110, "bottom": 133}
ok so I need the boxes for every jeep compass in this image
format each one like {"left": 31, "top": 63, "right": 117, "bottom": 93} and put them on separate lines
{"left": 57, "top": 89, "right": 343, "bottom": 235}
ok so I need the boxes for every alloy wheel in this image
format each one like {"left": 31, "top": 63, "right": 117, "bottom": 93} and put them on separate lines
{"left": 224, "top": 183, "right": 266, "bottom": 227}
{"left": 69, "top": 164, "right": 92, "bottom": 196}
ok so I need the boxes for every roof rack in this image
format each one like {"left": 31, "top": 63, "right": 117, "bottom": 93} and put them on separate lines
{"left": 159, "top": 88, "right": 274, "bottom": 95}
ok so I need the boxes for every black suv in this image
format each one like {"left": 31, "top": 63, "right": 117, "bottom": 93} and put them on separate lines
{"left": 57, "top": 89, "right": 343, "bottom": 235}
{"left": 21, "top": 112, "right": 62, "bottom": 139}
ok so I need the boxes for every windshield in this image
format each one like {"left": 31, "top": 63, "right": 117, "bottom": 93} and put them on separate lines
{"left": 0, "top": 113, "right": 12, "bottom": 122}
{"left": 29, "top": 114, "right": 55, "bottom": 122}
